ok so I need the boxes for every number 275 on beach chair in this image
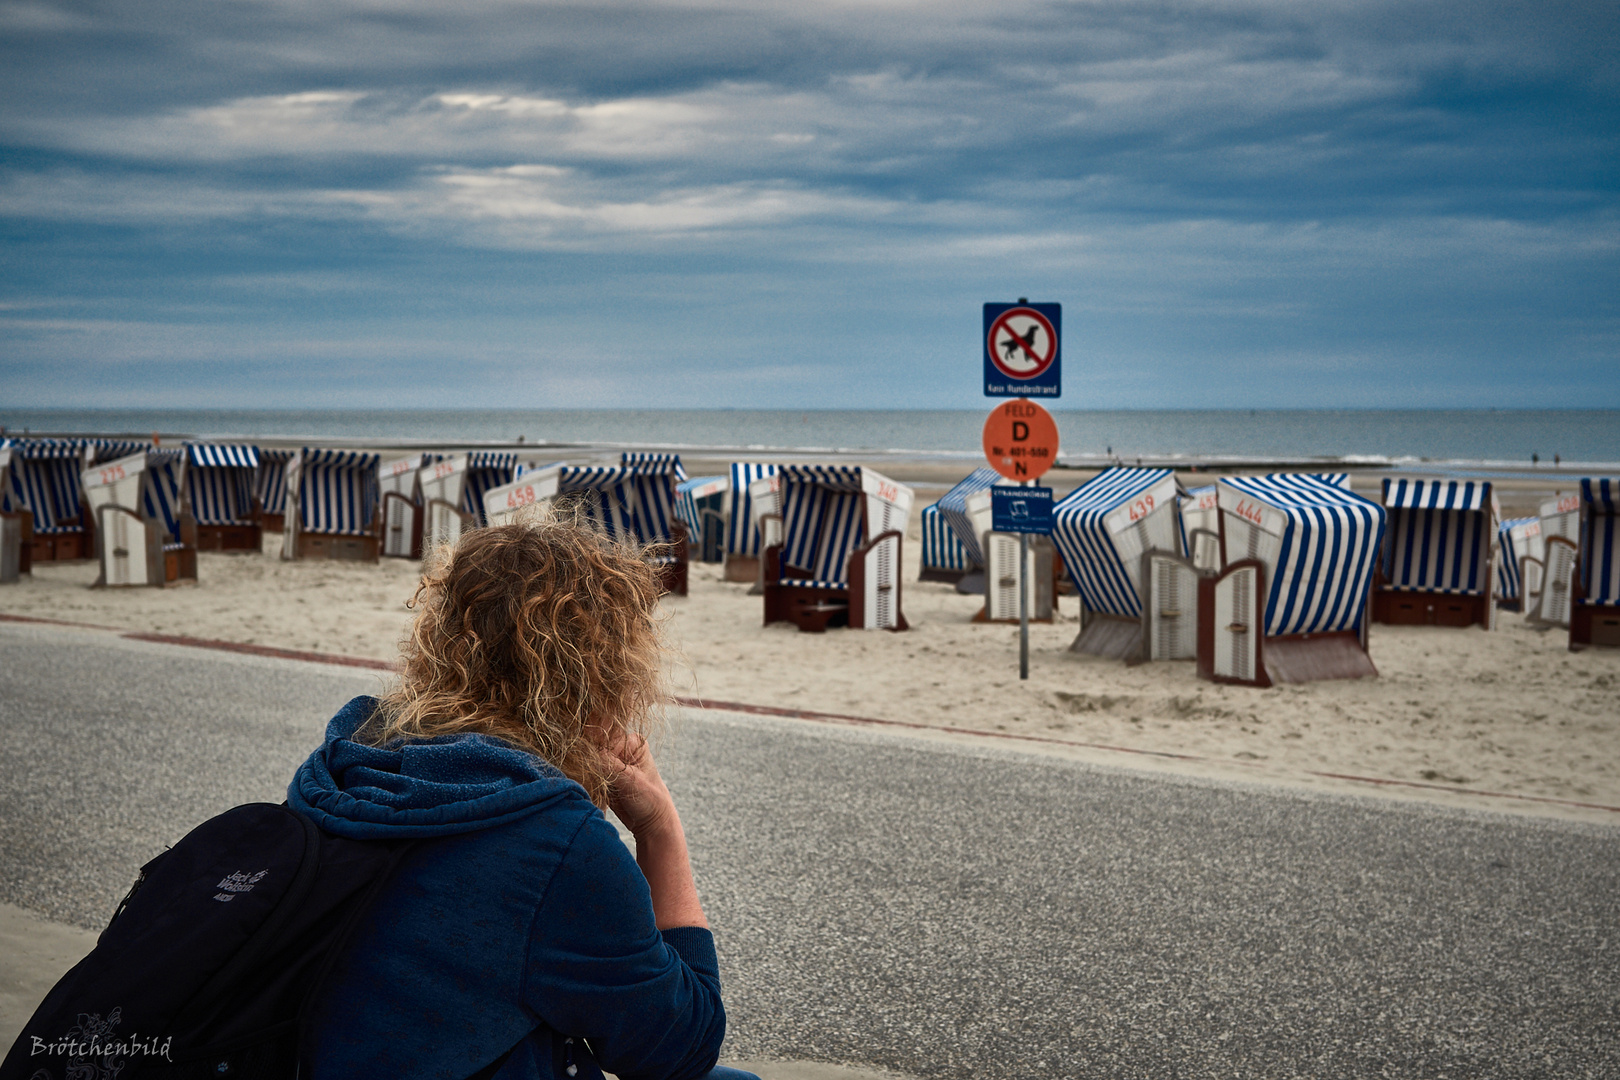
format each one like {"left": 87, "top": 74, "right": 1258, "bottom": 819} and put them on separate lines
{"left": 81, "top": 449, "right": 198, "bottom": 587}
{"left": 762, "top": 465, "right": 913, "bottom": 632}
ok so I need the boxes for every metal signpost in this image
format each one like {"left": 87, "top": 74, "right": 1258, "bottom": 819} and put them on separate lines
{"left": 981, "top": 396, "right": 1060, "bottom": 679}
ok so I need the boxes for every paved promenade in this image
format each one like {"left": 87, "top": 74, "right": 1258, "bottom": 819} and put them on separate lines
{"left": 2, "top": 620, "right": 1618, "bottom": 1078}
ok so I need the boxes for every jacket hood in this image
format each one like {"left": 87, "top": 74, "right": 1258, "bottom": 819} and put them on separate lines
{"left": 288, "top": 696, "right": 583, "bottom": 839}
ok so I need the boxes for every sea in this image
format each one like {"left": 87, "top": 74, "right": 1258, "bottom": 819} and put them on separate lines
{"left": 3, "top": 408, "right": 1617, "bottom": 468}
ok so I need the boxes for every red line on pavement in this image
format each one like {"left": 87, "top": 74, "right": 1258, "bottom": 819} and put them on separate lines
{"left": 5, "top": 613, "right": 1617, "bottom": 815}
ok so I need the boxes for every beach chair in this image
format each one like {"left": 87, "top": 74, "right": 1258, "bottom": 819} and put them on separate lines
{"left": 0, "top": 438, "right": 100, "bottom": 562}
{"left": 558, "top": 453, "right": 691, "bottom": 595}
{"left": 183, "top": 443, "right": 262, "bottom": 552}
{"left": 1495, "top": 517, "right": 1543, "bottom": 613}
{"left": 1528, "top": 492, "right": 1582, "bottom": 628}
{"left": 255, "top": 449, "right": 297, "bottom": 533}
{"left": 81, "top": 449, "right": 198, "bottom": 586}
{"left": 1179, "top": 484, "right": 1222, "bottom": 572}
{"left": 762, "top": 465, "right": 913, "bottom": 632}
{"left": 418, "top": 452, "right": 520, "bottom": 557}
{"left": 1197, "top": 473, "right": 1386, "bottom": 686}
{"left": 960, "top": 484, "right": 1057, "bottom": 624}
{"left": 723, "top": 463, "right": 780, "bottom": 583}
{"left": 481, "top": 464, "right": 564, "bottom": 527}
{"left": 1372, "top": 479, "right": 1498, "bottom": 630}
{"left": 280, "top": 449, "right": 381, "bottom": 562}
{"left": 376, "top": 454, "right": 428, "bottom": 559}
{"left": 676, "top": 475, "right": 729, "bottom": 564}
{"left": 0, "top": 441, "right": 30, "bottom": 580}
{"left": 1571, "top": 478, "right": 1620, "bottom": 649}
{"left": 1051, "top": 467, "right": 1185, "bottom": 660}
{"left": 922, "top": 467, "right": 1002, "bottom": 587}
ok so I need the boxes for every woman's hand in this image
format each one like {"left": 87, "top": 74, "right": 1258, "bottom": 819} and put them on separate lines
{"left": 603, "top": 729, "right": 707, "bottom": 929}
{"left": 605, "top": 730, "right": 678, "bottom": 839}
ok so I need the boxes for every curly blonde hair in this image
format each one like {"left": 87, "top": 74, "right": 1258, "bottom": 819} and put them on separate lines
{"left": 369, "top": 518, "right": 667, "bottom": 807}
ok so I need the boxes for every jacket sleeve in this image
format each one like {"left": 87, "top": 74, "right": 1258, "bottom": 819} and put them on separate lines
{"left": 522, "top": 811, "right": 726, "bottom": 1080}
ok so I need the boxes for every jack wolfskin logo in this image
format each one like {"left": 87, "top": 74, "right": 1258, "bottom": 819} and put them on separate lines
{"left": 213, "top": 870, "right": 269, "bottom": 902}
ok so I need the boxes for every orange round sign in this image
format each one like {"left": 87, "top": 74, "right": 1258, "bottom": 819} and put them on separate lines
{"left": 982, "top": 398, "right": 1059, "bottom": 481}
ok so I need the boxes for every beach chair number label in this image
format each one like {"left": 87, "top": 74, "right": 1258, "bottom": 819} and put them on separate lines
{"left": 1553, "top": 495, "right": 1579, "bottom": 514}
{"left": 432, "top": 461, "right": 457, "bottom": 480}
{"left": 874, "top": 480, "right": 900, "bottom": 504}
{"left": 505, "top": 484, "right": 538, "bottom": 509}
{"left": 98, "top": 464, "right": 127, "bottom": 485}
{"left": 1233, "top": 499, "right": 1266, "bottom": 527}
{"left": 1127, "top": 494, "right": 1155, "bottom": 523}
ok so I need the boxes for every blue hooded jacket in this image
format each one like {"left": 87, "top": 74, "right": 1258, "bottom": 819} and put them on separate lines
{"left": 288, "top": 696, "right": 726, "bottom": 1080}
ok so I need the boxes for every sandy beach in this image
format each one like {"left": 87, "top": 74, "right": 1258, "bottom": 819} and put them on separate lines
{"left": 4, "top": 486, "right": 1616, "bottom": 827}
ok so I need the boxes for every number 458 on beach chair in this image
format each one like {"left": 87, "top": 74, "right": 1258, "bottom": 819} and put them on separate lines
{"left": 762, "top": 465, "right": 913, "bottom": 632}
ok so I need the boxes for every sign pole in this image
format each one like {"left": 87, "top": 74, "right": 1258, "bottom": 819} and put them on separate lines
{"left": 1019, "top": 526, "right": 1030, "bottom": 680}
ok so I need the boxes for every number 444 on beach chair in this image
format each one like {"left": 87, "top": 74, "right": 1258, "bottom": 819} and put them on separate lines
{"left": 763, "top": 465, "right": 913, "bottom": 632}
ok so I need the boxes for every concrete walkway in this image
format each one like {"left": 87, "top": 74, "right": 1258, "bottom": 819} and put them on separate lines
{"left": 0, "top": 903, "right": 905, "bottom": 1080}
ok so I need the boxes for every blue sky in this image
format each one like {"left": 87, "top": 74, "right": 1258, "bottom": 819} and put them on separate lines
{"left": 1, "top": 0, "right": 1615, "bottom": 410}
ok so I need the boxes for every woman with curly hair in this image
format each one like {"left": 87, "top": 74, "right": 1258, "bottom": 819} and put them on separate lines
{"left": 287, "top": 518, "right": 755, "bottom": 1080}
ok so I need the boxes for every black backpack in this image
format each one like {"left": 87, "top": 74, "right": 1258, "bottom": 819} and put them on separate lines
{"left": 1, "top": 802, "right": 418, "bottom": 1080}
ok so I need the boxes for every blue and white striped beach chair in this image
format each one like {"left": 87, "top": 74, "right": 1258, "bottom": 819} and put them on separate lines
{"left": 763, "top": 465, "right": 913, "bottom": 631}
{"left": 676, "top": 475, "right": 729, "bottom": 565}
{"left": 1052, "top": 467, "right": 1186, "bottom": 659}
{"left": 1, "top": 438, "right": 98, "bottom": 562}
{"left": 920, "top": 467, "right": 1001, "bottom": 585}
{"left": 418, "top": 452, "right": 520, "bottom": 556}
{"left": 1571, "top": 478, "right": 1620, "bottom": 649}
{"left": 183, "top": 443, "right": 262, "bottom": 552}
{"left": 1373, "top": 479, "right": 1499, "bottom": 630}
{"left": 81, "top": 448, "right": 197, "bottom": 586}
{"left": 721, "top": 463, "right": 780, "bottom": 583}
{"left": 280, "top": 449, "right": 382, "bottom": 562}
{"left": 376, "top": 454, "right": 429, "bottom": 559}
{"left": 1495, "top": 517, "right": 1543, "bottom": 613}
{"left": 254, "top": 449, "right": 297, "bottom": 533}
{"left": 558, "top": 453, "right": 692, "bottom": 595}
{"left": 1199, "top": 473, "right": 1386, "bottom": 686}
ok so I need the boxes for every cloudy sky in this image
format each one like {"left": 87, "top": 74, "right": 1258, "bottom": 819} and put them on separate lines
{"left": 2, "top": 0, "right": 1615, "bottom": 410}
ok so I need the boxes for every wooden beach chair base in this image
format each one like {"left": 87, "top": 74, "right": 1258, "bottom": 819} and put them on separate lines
{"left": 2, "top": 511, "right": 34, "bottom": 577}
{"left": 1263, "top": 632, "right": 1378, "bottom": 684}
{"left": 1570, "top": 606, "right": 1620, "bottom": 649}
{"left": 260, "top": 512, "right": 285, "bottom": 534}
{"left": 764, "top": 581, "right": 849, "bottom": 633}
{"left": 723, "top": 554, "right": 759, "bottom": 584}
{"left": 30, "top": 532, "right": 87, "bottom": 563}
{"left": 295, "top": 532, "right": 380, "bottom": 563}
{"left": 1068, "top": 612, "right": 1142, "bottom": 661}
{"left": 196, "top": 524, "right": 263, "bottom": 552}
{"left": 1372, "top": 590, "right": 1490, "bottom": 629}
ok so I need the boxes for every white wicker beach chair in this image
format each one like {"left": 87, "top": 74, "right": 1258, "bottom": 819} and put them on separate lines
{"left": 377, "top": 454, "right": 428, "bottom": 559}
{"left": 1179, "top": 484, "right": 1222, "bottom": 572}
{"left": 1372, "top": 479, "right": 1498, "bottom": 630}
{"left": 1570, "top": 478, "right": 1620, "bottom": 649}
{"left": 1198, "top": 473, "right": 1386, "bottom": 686}
{"left": 481, "top": 464, "right": 564, "bottom": 528}
{"left": 1529, "top": 492, "right": 1582, "bottom": 628}
{"left": 419, "top": 452, "right": 520, "bottom": 557}
{"left": 961, "top": 484, "right": 1056, "bottom": 624}
{"left": 183, "top": 443, "right": 262, "bottom": 553}
{"left": 1051, "top": 467, "right": 1185, "bottom": 660}
{"left": 762, "top": 465, "right": 913, "bottom": 631}
{"left": 280, "top": 449, "right": 382, "bottom": 562}
{"left": 81, "top": 449, "right": 197, "bottom": 586}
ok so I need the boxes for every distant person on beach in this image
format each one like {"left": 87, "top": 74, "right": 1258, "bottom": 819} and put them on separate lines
{"left": 287, "top": 521, "right": 755, "bottom": 1080}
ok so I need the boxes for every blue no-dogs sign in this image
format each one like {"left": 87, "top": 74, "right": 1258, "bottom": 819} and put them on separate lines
{"left": 984, "top": 301, "right": 1061, "bottom": 398}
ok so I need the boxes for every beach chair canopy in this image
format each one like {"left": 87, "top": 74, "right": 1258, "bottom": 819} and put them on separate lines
{"left": 255, "top": 449, "right": 297, "bottom": 517}
{"left": 726, "top": 463, "right": 779, "bottom": 556}
{"left": 935, "top": 467, "right": 1006, "bottom": 569}
{"left": 559, "top": 453, "right": 689, "bottom": 545}
{"left": 297, "top": 449, "right": 380, "bottom": 534}
{"left": 774, "top": 465, "right": 912, "bottom": 588}
{"left": 459, "top": 452, "right": 519, "bottom": 525}
{"left": 1580, "top": 478, "right": 1619, "bottom": 606}
{"left": 183, "top": 443, "right": 260, "bottom": 527}
{"left": 1380, "top": 479, "right": 1498, "bottom": 596}
{"left": 920, "top": 503, "right": 971, "bottom": 574}
{"left": 1218, "top": 473, "right": 1386, "bottom": 636}
{"left": 1051, "top": 467, "right": 1181, "bottom": 618}
{"left": 1496, "top": 516, "right": 1540, "bottom": 603}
